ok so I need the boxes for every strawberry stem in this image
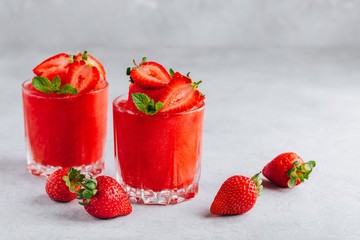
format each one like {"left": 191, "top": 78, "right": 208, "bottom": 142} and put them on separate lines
{"left": 251, "top": 172, "right": 263, "bottom": 196}
{"left": 133, "top": 59, "right": 139, "bottom": 68}
{"left": 63, "top": 167, "right": 98, "bottom": 206}
{"left": 81, "top": 50, "right": 88, "bottom": 61}
{"left": 192, "top": 80, "right": 202, "bottom": 89}
{"left": 287, "top": 161, "right": 316, "bottom": 188}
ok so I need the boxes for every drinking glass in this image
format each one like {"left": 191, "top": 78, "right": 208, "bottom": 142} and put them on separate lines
{"left": 22, "top": 80, "right": 108, "bottom": 176}
{"left": 113, "top": 95, "right": 205, "bottom": 204}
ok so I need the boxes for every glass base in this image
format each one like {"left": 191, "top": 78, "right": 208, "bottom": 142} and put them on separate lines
{"left": 122, "top": 183, "right": 198, "bottom": 205}
{"left": 27, "top": 160, "right": 104, "bottom": 177}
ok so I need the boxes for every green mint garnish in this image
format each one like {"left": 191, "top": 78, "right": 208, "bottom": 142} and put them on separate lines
{"left": 59, "top": 84, "right": 78, "bottom": 94}
{"left": 51, "top": 76, "right": 61, "bottom": 91}
{"left": 141, "top": 57, "right": 147, "bottom": 62}
{"left": 32, "top": 76, "right": 78, "bottom": 95}
{"left": 169, "top": 68, "right": 174, "bottom": 77}
{"left": 132, "top": 93, "right": 163, "bottom": 115}
{"left": 32, "top": 76, "right": 54, "bottom": 93}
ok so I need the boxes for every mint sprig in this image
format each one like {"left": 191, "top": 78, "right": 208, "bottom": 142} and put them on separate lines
{"left": 132, "top": 93, "right": 163, "bottom": 115}
{"left": 32, "top": 76, "right": 78, "bottom": 94}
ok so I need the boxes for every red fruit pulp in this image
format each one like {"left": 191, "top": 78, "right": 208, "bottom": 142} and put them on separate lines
{"left": 22, "top": 80, "right": 108, "bottom": 171}
{"left": 113, "top": 97, "right": 204, "bottom": 192}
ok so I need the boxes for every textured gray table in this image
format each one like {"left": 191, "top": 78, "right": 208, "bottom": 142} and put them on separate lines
{"left": 1, "top": 47, "right": 359, "bottom": 239}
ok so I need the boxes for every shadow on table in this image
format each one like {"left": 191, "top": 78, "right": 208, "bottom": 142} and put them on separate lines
{"left": 261, "top": 178, "right": 282, "bottom": 191}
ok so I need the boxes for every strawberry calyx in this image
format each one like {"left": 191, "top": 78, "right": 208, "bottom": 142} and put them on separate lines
{"left": 251, "top": 172, "right": 263, "bottom": 196}
{"left": 63, "top": 168, "right": 98, "bottom": 206}
{"left": 287, "top": 160, "right": 316, "bottom": 188}
{"left": 62, "top": 168, "right": 83, "bottom": 194}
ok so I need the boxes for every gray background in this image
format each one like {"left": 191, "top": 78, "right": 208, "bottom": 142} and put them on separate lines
{"left": 1, "top": 0, "right": 360, "bottom": 239}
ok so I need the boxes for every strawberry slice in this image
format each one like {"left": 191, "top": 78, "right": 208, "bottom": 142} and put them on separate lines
{"left": 159, "top": 72, "right": 205, "bottom": 113}
{"left": 128, "top": 83, "right": 163, "bottom": 102}
{"left": 66, "top": 60, "right": 100, "bottom": 94}
{"left": 130, "top": 61, "right": 171, "bottom": 89}
{"left": 33, "top": 53, "right": 72, "bottom": 82}
{"left": 74, "top": 51, "right": 106, "bottom": 89}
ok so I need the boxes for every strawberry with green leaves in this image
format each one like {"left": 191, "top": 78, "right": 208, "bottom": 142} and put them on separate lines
{"left": 31, "top": 51, "right": 105, "bottom": 95}
{"left": 45, "top": 168, "right": 80, "bottom": 202}
{"left": 64, "top": 168, "right": 132, "bottom": 219}
{"left": 127, "top": 58, "right": 205, "bottom": 115}
{"left": 210, "top": 173, "right": 262, "bottom": 215}
{"left": 262, "top": 152, "right": 316, "bottom": 188}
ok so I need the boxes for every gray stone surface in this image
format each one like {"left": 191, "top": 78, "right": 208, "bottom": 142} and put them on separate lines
{"left": 1, "top": 0, "right": 360, "bottom": 239}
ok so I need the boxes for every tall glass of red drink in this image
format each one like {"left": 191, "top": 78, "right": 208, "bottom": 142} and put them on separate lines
{"left": 113, "top": 96, "right": 205, "bottom": 204}
{"left": 22, "top": 80, "right": 108, "bottom": 176}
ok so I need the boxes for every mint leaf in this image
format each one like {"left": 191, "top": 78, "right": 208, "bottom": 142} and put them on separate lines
{"left": 141, "top": 57, "right": 147, "bottom": 62}
{"left": 32, "top": 76, "right": 54, "bottom": 93}
{"left": 51, "top": 76, "right": 61, "bottom": 91}
{"left": 32, "top": 76, "right": 78, "bottom": 95}
{"left": 155, "top": 101, "right": 163, "bottom": 111}
{"left": 58, "top": 84, "right": 78, "bottom": 94}
{"left": 132, "top": 93, "right": 163, "bottom": 115}
{"left": 132, "top": 93, "right": 150, "bottom": 112}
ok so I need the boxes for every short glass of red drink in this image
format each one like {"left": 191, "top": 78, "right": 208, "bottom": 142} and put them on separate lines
{"left": 22, "top": 80, "right": 108, "bottom": 176}
{"left": 113, "top": 95, "right": 205, "bottom": 204}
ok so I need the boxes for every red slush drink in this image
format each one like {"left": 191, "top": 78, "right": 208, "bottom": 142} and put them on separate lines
{"left": 23, "top": 51, "right": 108, "bottom": 176}
{"left": 113, "top": 97, "right": 204, "bottom": 204}
{"left": 22, "top": 81, "right": 108, "bottom": 176}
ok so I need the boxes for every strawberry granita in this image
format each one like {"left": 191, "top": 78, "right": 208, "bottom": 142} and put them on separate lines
{"left": 22, "top": 51, "right": 108, "bottom": 176}
{"left": 113, "top": 58, "right": 205, "bottom": 204}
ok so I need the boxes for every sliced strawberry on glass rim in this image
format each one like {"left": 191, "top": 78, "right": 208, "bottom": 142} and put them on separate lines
{"left": 74, "top": 51, "right": 106, "bottom": 89}
{"left": 66, "top": 60, "right": 100, "bottom": 94}
{"left": 159, "top": 72, "right": 205, "bottom": 113}
{"left": 130, "top": 60, "right": 171, "bottom": 89}
{"left": 33, "top": 53, "right": 73, "bottom": 82}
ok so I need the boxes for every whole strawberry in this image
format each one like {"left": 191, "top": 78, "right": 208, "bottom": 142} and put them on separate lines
{"left": 66, "top": 168, "right": 132, "bottom": 219}
{"left": 262, "top": 152, "right": 316, "bottom": 188}
{"left": 45, "top": 168, "right": 78, "bottom": 202}
{"left": 210, "top": 172, "right": 262, "bottom": 215}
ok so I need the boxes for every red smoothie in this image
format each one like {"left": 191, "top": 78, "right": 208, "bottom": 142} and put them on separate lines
{"left": 22, "top": 80, "right": 108, "bottom": 176}
{"left": 113, "top": 97, "right": 204, "bottom": 204}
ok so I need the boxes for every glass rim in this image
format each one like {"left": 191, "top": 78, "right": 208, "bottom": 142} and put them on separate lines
{"left": 22, "top": 79, "right": 109, "bottom": 98}
{"left": 113, "top": 94, "right": 205, "bottom": 116}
